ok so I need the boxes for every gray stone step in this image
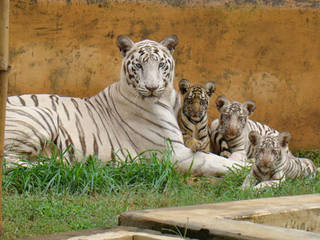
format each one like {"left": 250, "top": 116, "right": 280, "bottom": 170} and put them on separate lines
{"left": 119, "top": 194, "right": 320, "bottom": 240}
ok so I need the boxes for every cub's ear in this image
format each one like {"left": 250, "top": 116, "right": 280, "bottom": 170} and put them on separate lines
{"left": 243, "top": 100, "right": 256, "bottom": 116}
{"left": 179, "top": 79, "right": 190, "bottom": 95}
{"left": 248, "top": 131, "right": 261, "bottom": 146}
{"left": 117, "top": 35, "right": 134, "bottom": 57}
{"left": 216, "top": 95, "right": 229, "bottom": 112}
{"left": 160, "top": 35, "right": 178, "bottom": 54}
{"left": 205, "top": 82, "right": 216, "bottom": 97}
{"left": 279, "top": 132, "right": 291, "bottom": 148}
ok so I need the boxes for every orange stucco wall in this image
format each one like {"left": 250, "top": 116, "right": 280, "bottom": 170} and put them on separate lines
{"left": 8, "top": 0, "right": 320, "bottom": 149}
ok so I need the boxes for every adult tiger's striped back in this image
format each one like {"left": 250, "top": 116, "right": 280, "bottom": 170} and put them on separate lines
{"left": 4, "top": 35, "right": 244, "bottom": 176}
{"left": 177, "top": 79, "right": 215, "bottom": 153}
{"left": 210, "top": 95, "right": 278, "bottom": 162}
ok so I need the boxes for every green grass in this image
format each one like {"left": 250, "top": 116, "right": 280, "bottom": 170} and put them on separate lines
{"left": 2, "top": 147, "right": 320, "bottom": 240}
{"left": 3, "top": 143, "right": 186, "bottom": 195}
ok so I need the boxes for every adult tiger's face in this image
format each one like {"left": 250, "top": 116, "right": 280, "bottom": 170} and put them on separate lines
{"left": 117, "top": 35, "right": 178, "bottom": 99}
{"left": 249, "top": 131, "right": 291, "bottom": 171}
{"left": 179, "top": 79, "right": 216, "bottom": 122}
{"left": 216, "top": 96, "right": 256, "bottom": 139}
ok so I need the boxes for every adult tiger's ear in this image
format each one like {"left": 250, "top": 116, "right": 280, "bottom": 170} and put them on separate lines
{"left": 117, "top": 35, "right": 134, "bottom": 57}
{"left": 248, "top": 131, "right": 261, "bottom": 146}
{"left": 279, "top": 132, "right": 291, "bottom": 148}
{"left": 243, "top": 100, "right": 256, "bottom": 116}
{"left": 179, "top": 79, "right": 190, "bottom": 95}
{"left": 216, "top": 95, "right": 229, "bottom": 112}
{"left": 160, "top": 35, "right": 178, "bottom": 54}
{"left": 205, "top": 82, "right": 216, "bottom": 97}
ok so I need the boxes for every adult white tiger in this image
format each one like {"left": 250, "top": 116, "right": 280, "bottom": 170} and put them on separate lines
{"left": 4, "top": 35, "right": 243, "bottom": 176}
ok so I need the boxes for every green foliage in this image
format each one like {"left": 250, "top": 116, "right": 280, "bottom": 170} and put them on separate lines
{"left": 3, "top": 142, "right": 186, "bottom": 195}
{"left": 2, "top": 148, "right": 320, "bottom": 240}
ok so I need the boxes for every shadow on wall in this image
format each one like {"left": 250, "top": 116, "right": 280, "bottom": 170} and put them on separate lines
{"left": 8, "top": 0, "right": 320, "bottom": 149}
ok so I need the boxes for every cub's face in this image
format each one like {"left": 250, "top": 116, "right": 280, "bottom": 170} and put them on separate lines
{"left": 216, "top": 96, "right": 256, "bottom": 139}
{"left": 179, "top": 79, "right": 216, "bottom": 122}
{"left": 117, "top": 35, "right": 178, "bottom": 99}
{"left": 249, "top": 131, "right": 291, "bottom": 171}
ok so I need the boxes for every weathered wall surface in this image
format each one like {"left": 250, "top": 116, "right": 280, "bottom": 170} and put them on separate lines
{"left": 8, "top": 0, "right": 320, "bottom": 149}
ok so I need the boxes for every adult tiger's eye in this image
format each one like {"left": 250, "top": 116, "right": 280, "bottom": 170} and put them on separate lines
{"left": 159, "top": 62, "right": 165, "bottom": 68}
{"left": 136, "top": 63, "right": 142, "bottom": 69}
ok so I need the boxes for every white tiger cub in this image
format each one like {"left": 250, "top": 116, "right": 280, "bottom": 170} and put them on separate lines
{"left": 210, "top": 95, "right": 278, "bottom": 162}
{"left": 4, "top": 35, "right": 244, "bottom": 176}
{"left": 241, "top": 131, "right": 319, "bottom": 190}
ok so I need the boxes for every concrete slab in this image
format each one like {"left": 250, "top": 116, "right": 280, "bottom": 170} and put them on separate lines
{"left": 119, "top": 194, "right": 320, "bottom": 240}
{"left": 21, "top": 227, "right": 184, "bottom": 240}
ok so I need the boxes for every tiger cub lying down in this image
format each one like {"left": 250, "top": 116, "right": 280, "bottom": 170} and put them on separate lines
{"left": 177, "top": 79, "right": 216, "bottom": 153}
{"left": 241, "top": 131, "right": 318, "bottom": 190}
{"left": 210, "top": 95, "right": 278, "bottom": 162}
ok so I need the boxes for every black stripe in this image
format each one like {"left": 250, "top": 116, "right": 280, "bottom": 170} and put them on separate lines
{"left": 71, "top": 98, "right": 83, "bottom": 118}
{"left": 49, "top": 95, "right": 57, "bottom": 111}
{"left": 5, "top": 129, "right": 29, "bottom": 138}
{"left": 119, "top": 88, "right": 151, "bottom": 114}
{"left": 213, "top": 132, "right": 220, "bottom": 144}
{"left": 6, "top": 108, "right": 50, "bottom": 136}
{"left": 137, "top": 113, "right": 180, "bottom": 134}
{"left": 198, "top": 123, "right": 207, "bottom": 132}
{"left": 93, "top": 134, "right": 99, "bottom": 156}
{"left": 111, "top": 90, "right": 167, "bottom": 147}
{"left": 60, "top": 125, "right": 75, "bottom": 151}
{"left": 33, "top": 108, "right": 55, "bottom": 138}
{"left": 149, "top": 129, "right": 182, "bottom": 147}
{"left": 107, "top": 90, "right": 139, "bottom": 151}
{"left": 75, "top": 114, "right": 86, "bottom": 156}
{"left": 97, "top": 93, "right": 126, "bottom": 157}
{"left": 31, "top": 95, "right": 39, "bottom": 107}
{"left": 84, "top": 102, "right": 102, "bottom": 145}
{"left": 199, "top": 135, "right": 208, "bottom": 141}
{"left": 6, "top": 138, "right": 39, "bottom": 152}
{"left": 6, "top": 128, "right": 45, "bottom": 148}
{"left": 90, "top": 98, "right": 115, "bottom": 157}
{"left": 155, "top": 101, "right": 170, "bottom": 111}
{"left": 42, "top": 108, "right": 58, "bottom": 135}
{"left": 181, "top": 117, "right": 193, "bottom": 132}
{"left": 62, "top": 102, "right": 70, "bottom": 121}
{"left": 18, "top": 96, "right": 26, "bottom": 106}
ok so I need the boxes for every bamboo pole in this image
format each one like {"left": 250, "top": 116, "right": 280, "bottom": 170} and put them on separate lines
{"left": 0, "top": 0, "right": 9, "bottom": 235}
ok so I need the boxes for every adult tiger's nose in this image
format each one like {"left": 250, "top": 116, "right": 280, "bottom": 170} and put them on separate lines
{"left": 146, "top": 85, "right": 159, "bottom": 92}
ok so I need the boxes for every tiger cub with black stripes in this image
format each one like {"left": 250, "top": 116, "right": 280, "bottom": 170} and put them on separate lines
{"left": 210, "top": 96, "right": 278, "bottom": 162}
{"left": 241, "top": 131, "right": 319, "bottom": 190}
{"left": 177, "top": 79, "right": 216, "bottom": 153}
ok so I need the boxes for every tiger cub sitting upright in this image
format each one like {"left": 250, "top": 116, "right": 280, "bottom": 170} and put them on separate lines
{"left": 210, "top": 96, "right": 278, "bottom": 162}
{"left": 241, "top": 131, "right": 318, "bottom": 190}
{"left": 178, "top": 79, "right": 216, "bottom": 153}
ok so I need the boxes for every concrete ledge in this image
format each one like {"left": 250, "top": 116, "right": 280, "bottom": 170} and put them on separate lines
{"left": 119, "top": 194, "right": 320, "bottom": 240}
{"left": 20, "top": 227, "right": 184, "bottom": 240}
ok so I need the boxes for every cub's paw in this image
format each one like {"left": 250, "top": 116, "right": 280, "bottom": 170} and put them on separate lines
{"left": 190, "top": 140, "right": 203, "bottom": 152}
{"left": 220, "top": 150, "right": 231, "bottom": 158}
